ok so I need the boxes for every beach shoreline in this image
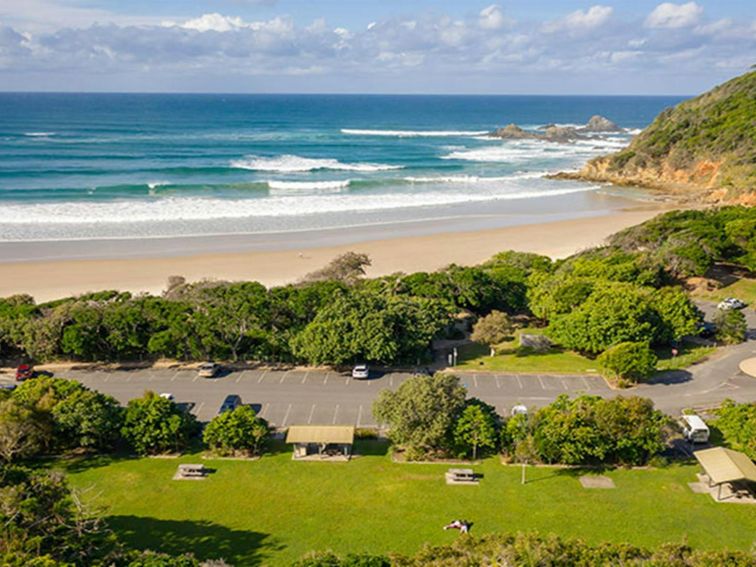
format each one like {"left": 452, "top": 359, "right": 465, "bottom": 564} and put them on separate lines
{"left": 0, "top": 208, "right": 666, "bottom": 302}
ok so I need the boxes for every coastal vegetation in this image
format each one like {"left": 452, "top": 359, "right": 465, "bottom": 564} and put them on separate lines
{"left": 557, "top": 70, "right": 756, "bottom": 203}
{"left": 0, "top": 207, "right": 752, "bottom": 378}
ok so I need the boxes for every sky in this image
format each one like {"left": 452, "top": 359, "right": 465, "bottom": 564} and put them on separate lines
{"left": 0, "top": 0, "right": 753, "bottom": 94}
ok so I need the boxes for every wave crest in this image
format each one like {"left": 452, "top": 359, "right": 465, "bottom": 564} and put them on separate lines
{"left": 341, "top": 128, "right": 488, "bottom": 138}
{"left": 230, "top": 155, "right": 401, "bottom": 173}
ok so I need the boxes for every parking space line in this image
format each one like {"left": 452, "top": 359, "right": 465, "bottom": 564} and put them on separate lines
{"left": 516, "top": 376, "right": 523, "bottom": 389}
{"left": 302, "top": 371, "right": 309, "bottom": 384}
{"left": 193, "top": 373, "right": 199, "bottom": 382}
{"left": 235, "top": 373, "right": 243, "bottom": 383}
{"left": 537, "top": 376, "right": 546, "bottom": 389}
{"left": 332, "top": 404, "right": 340, "bottom": 424}
{"left": 171, "top": 372, "right": 179, "bottom": 382}
{"left": 124, "top": 375, "right": 131, "bottom": 382}
{"left": 279, "top": 371, "right": 289, "bottom": 384}
{"left": 357, "top": 405, "right": 363, "bottom": 427}
{"left": 324, "top": 372, "right": 329, "bottom": 385}
{"left": 308, "top": 404, "right": 316, "bottom": 424}
{"left": 473, "top": 375, "right": 478, "bottom": 388}
{"left": 282, "top": 403, "right": 292, "bottom": 427}
{"left": 345, "top": 377, "right": 351, "bottom": 386}
{"left": 560, "top": 378, "right": 569, "bottom": 390}
{"left": 581, "top": 376, "right": 591, "bottom": 390}
{"left": 195, "top": 401, "right": 205, "bottom": 416}
{"left": 495, "top": 376, "right": 501, "bottom": 389}
{"left": 259, "top": 403, "right": 269, "bottom": 418}
{"left": 103, "top": 375, "right": 109, "bottom": 383}
{"left": 389, "top": 375, "right": 394, "bottom": 387}
{"left": 258, "top": 369, "right": 267, "bottom": 383}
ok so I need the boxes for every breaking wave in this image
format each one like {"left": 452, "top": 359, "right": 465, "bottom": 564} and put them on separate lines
{"left": 230, "top": 155, "right": 402, "bottom": 173}
{"left": 341, "top": 128, "right": 488, "bottom": 137}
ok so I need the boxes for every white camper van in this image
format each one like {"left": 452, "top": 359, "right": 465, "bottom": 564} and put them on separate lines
{"left": 680, "top": 414, "right": 710, "bottom": 443}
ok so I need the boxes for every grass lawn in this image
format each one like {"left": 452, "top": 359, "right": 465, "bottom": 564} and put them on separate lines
{"left": 691, "top": 277, "right": 756, "bottom": 307}
{"left": 456, "top": 331, "right": 714, "bottom": 376}
{"left": 655, "top": 344, "right": 716, "bottom": 373}
{"left": 60, "top": 443, "right": 756, "bottom": 566}
{"left": 455, "top": 329, "right": 599, "bottom": 374}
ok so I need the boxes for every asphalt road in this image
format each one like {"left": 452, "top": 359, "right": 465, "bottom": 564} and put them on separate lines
{"left": 0, "top": 302, "right": 753, "bottom": 427}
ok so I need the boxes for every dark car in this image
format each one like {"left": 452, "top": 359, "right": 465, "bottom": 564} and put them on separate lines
{"left": 15, "top": 364, "right": 34, "bottom": 381}
{"left": 219, "top": 394, "right": 242, "bottom": 414}
{"left": 698, "top": 322, "right": 717, "bottom": 338}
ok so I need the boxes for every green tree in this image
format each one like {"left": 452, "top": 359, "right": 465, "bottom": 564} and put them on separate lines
{"left": 471, "top": 311, "right": 513, "bottom": 353}
{"left": 373, "top": 373, "right": 467, "bottom": 460}
{"left": 548, "top": 283, "right": 659, "bottom": 354}
{"left": 650, "top": 287, "right": 701, "bottom": 343}
{"left": 52, "top": 389, "right": 123, "bottom": 451}
{"left": 714, "top": 400, "right": 756, "bottom": 459}
{"left": 0, "top": 399, "right": 48, "bottom": 462}
{"left": 121, "top": 392, "right": 198, "bottom": 455}
{"left": 303, "top": 252, "right": 372, "bottom": 285}
{"left": 714, "top": 309, "right": 747, "bottom": 344}
{"left": 454, "top": 400, "right": 499, "bottom": 459}
{"left": 203, "top": 405, "right": 269, "bottom": 456}
{"left": 597, "top": 341, "right": 658, "bottom": 384}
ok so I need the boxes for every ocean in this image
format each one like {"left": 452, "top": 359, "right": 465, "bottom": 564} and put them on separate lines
{"left": 0, "top": 93, "right": 684, "bottom": 243}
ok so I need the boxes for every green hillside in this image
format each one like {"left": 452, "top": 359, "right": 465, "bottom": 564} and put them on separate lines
{"left": 573, "top": 71, "right": 756, "bottom": 201}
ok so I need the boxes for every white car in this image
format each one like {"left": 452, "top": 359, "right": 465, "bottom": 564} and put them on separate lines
{"left": 198, "top": 362, "right": 220, "bottom": 378}
{"left": 351, "top": 364, "right": 370, "bottom": 379}
{"left": 511, "top": 404, "right": 528, "bottom": 416}
{"left": 159, "top": 392, "right": 175, "bottom": 401}
{"left": 680, "top": 414, "right": 710, "bottom": 443}
{"left": 717, "top": 297, "right": 747, "bottom": 310}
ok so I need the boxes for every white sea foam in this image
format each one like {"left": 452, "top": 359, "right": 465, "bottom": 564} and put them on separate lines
{"left": 0, "top": 185, "right": 598, "bottom": 225}
{"left": 24, "top": 132, "right": 55, "bottom": 137}
{"left": 341, "top": 128, "right": 488, "bottom": 137}
{"left": 147, "top": 182, "right": 169, "bottom": 196}
{"left": 404, "top": 173, "right": 545, "bottom": 184}
{"left": 231, "top": 155, "right": 401, "bottom": 173}
{"left": 267, "top": 180, "right": 351, "bottom": 192}
{"left": 627, "top": 128, "right": 642, "bottom": 135}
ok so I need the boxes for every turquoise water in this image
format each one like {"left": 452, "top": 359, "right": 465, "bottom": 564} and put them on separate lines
{"left": 0, "top": 94, "right": 683, "bottom": 241}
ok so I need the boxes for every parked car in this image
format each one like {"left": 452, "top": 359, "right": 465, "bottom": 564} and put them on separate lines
{"left": 698, "top": 321, "right": 717, "bottom": 338}
{"left": 351, "top": 364, "right": 370, "bottom": 379}
{"left": 680, "top": 414, "right": 710, "bottom": 443}
{"left": 159, "top": 392, "right": 175, "bottom": 401}
{"left": 198, "top": 362, "right": 220, "bottom": 378}
{"left": 15, "top": 364, "right": 35, "bottom": 382}
{"left": 219, "top": 394, "right": 242, "bottom": 414}
{"left": 511, "top": 404, "right": 528, "bottom": 417}
{"left": 717, "top": 297, "right": 747, "bottom": 311}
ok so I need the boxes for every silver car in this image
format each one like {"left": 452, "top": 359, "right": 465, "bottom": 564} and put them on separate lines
{"left": 198, "top": 362, "right": 220, "bottom": 378}
{"left": 351, "top": 364, "right": 369, "bottom": 379}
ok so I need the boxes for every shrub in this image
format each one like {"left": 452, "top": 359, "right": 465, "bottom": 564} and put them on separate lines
{"left": 373, "top": 373, "right": 466, "bottom": 459}
{"left": 714, "top": 400, "right": 756, "bottom": 459}
{"left": 470, "top": 310, "right": 513, "bottom": 350}
{"left": 203, "top": 405, "right": 269, "bottom": 457}
{"left": 597, "top": 342, "right": 658, "bottom": 384}
{"left": 714, "top": 309, "right": 747, "bottom": 344}
{"left": 121, "top": 392, "right": 198, "bottom": 455}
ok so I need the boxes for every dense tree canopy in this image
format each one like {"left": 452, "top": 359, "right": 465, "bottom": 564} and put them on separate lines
{"left": 121, "top": 392, "right": 198, "bottom": 455}
{"left": 203, "top": 405, "right": 269, "bottom": 457}
{"left": 373, "top": 374, "right": 467, "bottom": 460}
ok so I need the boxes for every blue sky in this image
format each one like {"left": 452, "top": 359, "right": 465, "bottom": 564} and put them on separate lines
{"left": 0, "top": 1, "right": 753, "bottom": 94}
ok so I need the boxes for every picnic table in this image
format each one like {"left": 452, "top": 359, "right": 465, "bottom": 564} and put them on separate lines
{"left": 446, "top": 468, "right": 477, "bottom": 483}
{"left": 177, "top": 464, "right": 207, "bottom": 478}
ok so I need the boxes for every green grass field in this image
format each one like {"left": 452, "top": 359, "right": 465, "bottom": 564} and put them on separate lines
{"left": 692, "top": 277, "right": 756, "bottom": 306}
{"left": 456, "top": 330, "right": 714, "bottom": 376}
{"left": 59, "top": 443, "right": 756, "bottom": 566}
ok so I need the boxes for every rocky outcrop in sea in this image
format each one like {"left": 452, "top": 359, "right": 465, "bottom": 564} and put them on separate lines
{"left": 489, "top": 115, "right": 623, "bottom": 142}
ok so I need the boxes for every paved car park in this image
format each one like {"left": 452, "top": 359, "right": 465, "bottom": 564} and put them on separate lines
{"left": 0, "top": 366, "right": 611, "bottom": 426}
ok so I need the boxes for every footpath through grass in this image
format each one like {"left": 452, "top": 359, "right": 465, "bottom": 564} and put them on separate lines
{"left": 61, "top": 442, "right": 756, "bottom": 566}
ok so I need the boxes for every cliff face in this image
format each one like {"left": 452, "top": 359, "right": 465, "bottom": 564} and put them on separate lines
{"left": 558, "top": 71, "right": 756, "bottom": 205}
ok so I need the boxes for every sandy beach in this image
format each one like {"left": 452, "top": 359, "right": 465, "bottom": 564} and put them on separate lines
{"left": 0, "top": 208, "right": 664, "bottom": 302}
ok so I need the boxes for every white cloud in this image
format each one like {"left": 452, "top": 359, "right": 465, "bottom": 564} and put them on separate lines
{"left": 479, "top": 5, "right": 509, "bottom": 31}
{"left": 645, "top": 2, "right": 703, "bottom": 29}
{"left": 174, "top": 13, "right": 246, "bottom": 32}
{"left": 543, "top": 5, "right": 613, "bottom": 33}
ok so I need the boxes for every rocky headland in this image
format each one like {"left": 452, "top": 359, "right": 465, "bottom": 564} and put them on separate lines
{"left": 552, "top": 71, "right": 756, "bottom": 205}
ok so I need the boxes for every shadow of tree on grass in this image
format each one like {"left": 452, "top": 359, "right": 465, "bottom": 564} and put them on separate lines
{"left": 108, "top": 515, "right": 281, "bottom": 566}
